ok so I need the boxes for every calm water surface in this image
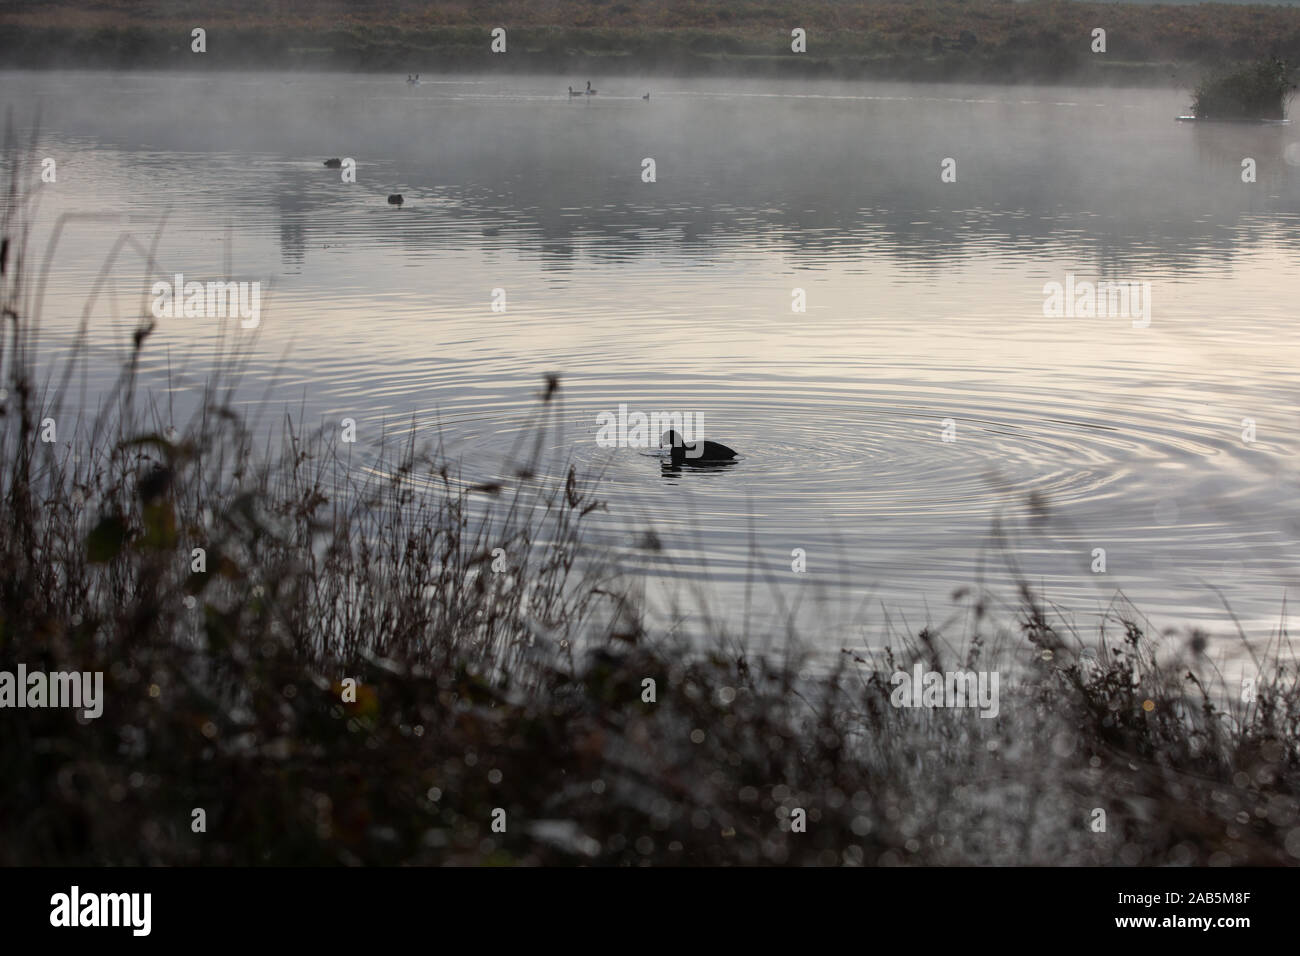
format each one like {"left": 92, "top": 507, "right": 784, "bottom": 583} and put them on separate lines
{"left": 4, "top": 70, "right": 1299, "bottom": 655}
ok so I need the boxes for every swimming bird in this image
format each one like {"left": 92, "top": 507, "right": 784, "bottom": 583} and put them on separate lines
{"left": 661, "top": 430, "right": 738, "bottom": 466}
{"left": 568, "top": 86, "right": 584, "bottom": 97}
{"left": 585, "top": 81, "right": 597, "bottom": 96}
{"left": 323, "top": 158, "right": 342, "bottom": 168}
{"left": 643, "top": 93, "right": 650, "bottom": 100}
{"left": 387, "top": 194, "right": 404, "bottom": 205}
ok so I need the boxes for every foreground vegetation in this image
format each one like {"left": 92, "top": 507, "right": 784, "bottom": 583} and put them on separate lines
{"left": 3, "top": 0, "right": 1300, "bottom": 85}
{"left": 1, "top": 142, "right": 1298, "bottom": 866}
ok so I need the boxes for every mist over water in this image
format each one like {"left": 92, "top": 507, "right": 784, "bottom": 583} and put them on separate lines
{"left": 5, "top": 70, "right": 1299, "bottom": 654}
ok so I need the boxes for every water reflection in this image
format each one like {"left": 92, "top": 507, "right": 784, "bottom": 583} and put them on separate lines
{"left": 4, "top": 70, "right": 1299, "bottom": 648}
{"left": 5, "top": 72, "right": 1298, "bottom": 274}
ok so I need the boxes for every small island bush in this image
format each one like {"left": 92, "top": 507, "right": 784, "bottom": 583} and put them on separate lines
{"left": 1192, "top": 56, "right": 1295, "bottom": 120}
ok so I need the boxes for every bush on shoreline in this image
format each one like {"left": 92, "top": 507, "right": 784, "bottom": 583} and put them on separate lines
{"left": 1, "top": 138, "right": 1298, "bottom": 866}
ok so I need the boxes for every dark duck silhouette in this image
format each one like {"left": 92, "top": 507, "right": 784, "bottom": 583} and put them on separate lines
{"left": 387, "top": 194, "right": 404, "bottom": 205}
{"left": 661, "top": 430, "right": 738, "bottom": 466}
{"left": 323, "top": 158, "right": 342, "bottom": 168}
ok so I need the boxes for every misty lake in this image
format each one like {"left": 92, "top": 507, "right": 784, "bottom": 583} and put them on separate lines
{"left": 3, "top": 70, "right": 1298, "bottom": 657}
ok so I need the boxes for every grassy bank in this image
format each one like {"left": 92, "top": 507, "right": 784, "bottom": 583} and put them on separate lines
{"left": 1, "top": 139, "right": 1298, "bottom": 867}
{"left": 1, "top": 1, "right": 1300, "bottom": 85}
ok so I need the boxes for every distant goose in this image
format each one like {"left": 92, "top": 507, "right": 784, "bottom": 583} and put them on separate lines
{"left": 661, "top": 430, "right": 738, "bottom": 466}
{"left": 387, "top": 194, "right": 404, "bottom": 205}
{"left": 643, "top": 92, "right": 650, "bottom": 100}
{"left": 323, "top": 158, "right": 342, "bottom": 168}
{"left": 585, "top": 81, "right": 597, "bottom": 96}
{"left": 568, "top": 86, "right": 584, "bottom": 97}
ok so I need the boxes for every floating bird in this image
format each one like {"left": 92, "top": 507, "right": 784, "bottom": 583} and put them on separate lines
{"left": 323, "top": 158, "right": 342, "bottom": 168}
{"left": 643, "top": 93, "right": 651, "bottom": 100}
{"left": 568, "top": 86, "right": 584, "bottom": 97}
{"left": 585, "top": 81, "right": 597, "bottom": 95}
{"left": 661, "top": 430, "right": 738, "bottom": 466}
{"left": 387, "top": 194, "right": 404, "bottom": 205}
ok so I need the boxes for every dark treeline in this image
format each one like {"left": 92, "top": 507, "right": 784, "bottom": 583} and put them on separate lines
{"left": 2, "top": 1, "right": 1300, "bottom": 84}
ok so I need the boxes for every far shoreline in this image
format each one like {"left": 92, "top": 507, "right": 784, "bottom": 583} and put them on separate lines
{"left": 0, "top": 57, "right": 1198, "bottom": 90}
{"left": 1, "top": 5, "right": 1292, "bottom": 91}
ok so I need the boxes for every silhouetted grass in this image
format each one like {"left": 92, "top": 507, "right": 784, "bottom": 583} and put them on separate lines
{"left": 1, "top": 135, "right": 1297, "bottom": 866}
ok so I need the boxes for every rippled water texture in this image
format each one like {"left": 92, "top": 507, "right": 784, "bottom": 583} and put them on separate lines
{"left": 4, "top": 71, "right": 1299, "bottom": 652}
